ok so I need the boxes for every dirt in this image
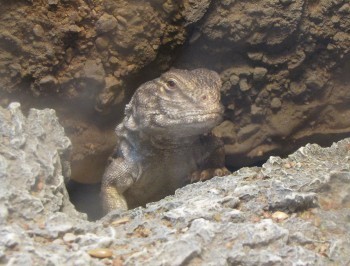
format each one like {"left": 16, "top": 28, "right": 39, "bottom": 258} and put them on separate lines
{"left": 0, "top": 0, "right": 349, "bottom": 183}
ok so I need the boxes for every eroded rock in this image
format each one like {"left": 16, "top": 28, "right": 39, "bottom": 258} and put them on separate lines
{"left": 0, "top": 0, "right": 349, "bottom": 196}
{"left": 1, "top": 103, "right": 350, "bottom": 265}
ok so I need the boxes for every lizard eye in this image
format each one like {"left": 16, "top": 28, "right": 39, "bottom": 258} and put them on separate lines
{"left": 166, "top": 79, "right": 176, "bottom": 88}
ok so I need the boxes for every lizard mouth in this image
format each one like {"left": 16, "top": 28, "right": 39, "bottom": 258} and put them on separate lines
{"left": 149, "top": 107, "right": 224, "bottom": 133}
{"left": 165, "top": 109, "right": 223, "bottom": 121}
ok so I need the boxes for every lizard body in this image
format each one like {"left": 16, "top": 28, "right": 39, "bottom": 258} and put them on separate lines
{"left": 102, "top": 68, "right": 227, "bottom": 212}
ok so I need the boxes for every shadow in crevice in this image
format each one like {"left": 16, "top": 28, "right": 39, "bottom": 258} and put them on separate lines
{"left": 66, "top": 180, "right": 103, "bottom": 221}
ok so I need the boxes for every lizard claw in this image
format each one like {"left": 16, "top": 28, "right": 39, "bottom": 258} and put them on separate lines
{"left": 189, "top": 167, "right": 230, "bottom": 183}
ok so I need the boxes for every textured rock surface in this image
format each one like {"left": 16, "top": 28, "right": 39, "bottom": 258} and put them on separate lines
{"left": 1, "top": 104, "right": 350, "bottom": 265}
{"left": 0, "top": 0, "right": 188, "bottom": 183}
{"left": 177, "top": 0, "right": 350, "bottom": 168}
{"left": 0, "top": 0, "right": 349, "bottom": 186}
{"left": 0, "top": 102, "right": 82, "bottom": 219}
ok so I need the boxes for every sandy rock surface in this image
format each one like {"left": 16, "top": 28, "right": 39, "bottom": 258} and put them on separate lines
{"left": 0, "top": 1, "right": 349, "bottom": 184}
{"left": 1, "top": 103, "right": 350, "bottom": 265}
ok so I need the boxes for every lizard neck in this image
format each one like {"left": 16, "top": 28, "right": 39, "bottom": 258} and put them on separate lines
{"left": 148, "top": 134, "right": 198, "bottom": 150}
{"left": 117, "top": 123, "right": 199, "bottom": 151}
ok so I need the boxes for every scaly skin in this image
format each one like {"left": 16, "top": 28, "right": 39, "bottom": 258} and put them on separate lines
{"left": 101, "top": 69, "right": 228, "bottom": 213}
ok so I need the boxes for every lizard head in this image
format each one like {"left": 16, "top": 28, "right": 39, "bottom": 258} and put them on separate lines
{"left": 123, "top": 68, "right": 224, "bottom": 138}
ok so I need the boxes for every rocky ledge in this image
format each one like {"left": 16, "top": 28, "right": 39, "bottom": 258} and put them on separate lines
{"left": 0, "top": 103, "right": 349, "bottom": 265}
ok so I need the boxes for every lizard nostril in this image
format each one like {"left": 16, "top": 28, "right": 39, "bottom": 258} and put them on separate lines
{"left": 202, "top": 95, "right": 207, "bottom": 100}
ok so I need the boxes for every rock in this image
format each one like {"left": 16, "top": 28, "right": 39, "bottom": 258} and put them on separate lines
{"left": 290, "top": 81, "right": 307, "bottom": 96}
{"left": 0, "top": 103, "right": 83, "bottom": 220}
{"left": 271, "top": 211, "right": 289, "bottom": 222}
{"left": 251, "top": 104, "right": 263, "bottom": 116}
{"left": 181, "top": 0, "right": 212, "bottom": 25}
{"left": 212, "top": 120, "right": 236, "bottom": 141}
{"left": 33, "top": 24, "right": 45, "bottom": 38}
{"left": 1, "top": 0, "right": 350, "bottom": 179}
{"left": 270, "top": 97, "right": 282, "bottom": 110}
{"left": 109, "top": 56, "right": 119, "bottom": 65}
{"left": 95, "top": 36, "right": 109, "bottom": 50}
{"left": 221, "top": 81, "right": 232, "bottom": 92}
{"left": 237, "top": 124, "right": 260, "bottom": 142}
{"left": 83, "top": 60, "right": 105, "bottom": 85}
{"left": 48, "top": 0, "right": 59, "bottom": 6}
{"left": 253, "top": 67, "right": 268, "bottom": 81}
{"left": 88, "top": 248, "right": 113, "bottom": 259}
{"left": 39, "top": 75, "right": 58, "bottom": 87}
{"left": 239, "top": 78, "right": 250, "bottom": 91}
{"left": 247, "top": 52, "right": 264, "bottom": 61}
{"left": 65, "top": 25, "right": 81, "bottom": 34}
{"left": 306, "top": 75, "right": 325, "bottom": 90}
{"left": 1, "top": 103, "right": 350, "bottom": 264}
{"left": 95, "top": 13, "right": 118, "bottom": 34}
{"left": 95, "top": 75, "right": 124, "bottom": 111}
{"left": 63, "top": 232, "right": 77, "bottom": 243}
{"left": 229, "top": 74, "right": 239, "bottom": 85}
{"left": 104, "top": 75, "right": 120, "bottom": 91}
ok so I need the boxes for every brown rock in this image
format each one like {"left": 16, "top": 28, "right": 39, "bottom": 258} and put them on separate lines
{"left": 270, "top": 97, "right": 282, "bottom": 110}
{"left": 95, "top": 36, "right": 109, "bottom": 50}
{"left": 88, "top": 248, "right": 113, "bottom": 259}
{"left": 96, "top": 13, "right": 118, "bottom": 33}
{"left": 239, "top": 78, "right": 250, "bottom": 92}
{"left": 33, "top": 24, "right": 45, "bottom": 38}
{"left": 83, "top": 60, "right": 105, "bottom": 85}
{"left": 39, "top": 75, "right": 58, "bottom": 87}
{"left": 253, "top": 67, "right": 268, "bottom": 81}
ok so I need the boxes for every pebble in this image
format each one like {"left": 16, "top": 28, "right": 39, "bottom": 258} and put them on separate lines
{"left": 253, "top": 67, "right": 268, "bottom": 81}
{"left": 290, "top": 82, "right": 306, "bottom": 96}
{"left": 306, "top": 75, "right": 324, "bottom": 90}
{"left": 109, "top": 56, "right": 119, "bottom": 65}
{"left": 251, "top": 104, "right": 263, "bottom": 116}
{"left": 96, "top": 13, "right": 118, "bottom": 33}
{"left": 247, "top": 52, "right": 263, "bottom": 61}
{"left": 270, "top": 97, "right": 282, "bottom": 110}
{"left": 239, "top": 78, "right": 250, "bottom": 91}
{"left": 48, "top": 0, "right": 58, "bottom": 6}
{"left": 95, "top": 36, "right": 110, "bottom": 50}
{"left": 33, "top": 24, "right": 45, "bottom": 38}
{"left": 221, "top": 81, "right": 232, "bottom": 92}
{"left": 83, "top": 59, "right": 105, "bottom": 84}
{"left": 229, "top": 75, "right": 239, "bottom": 86}
{"left": 39, "top": 75, "right": 58, "bottom": 86}
{"left": 111, "top": 217, "right": 130, "bottom": 226}
{"left": 272, "top": 211, "right": 289, "bottom": 221}
{"left": 63, "top": 232, "right": 77, "bottom": 243}
{"left": 88, "top": 248, "right": 113, "bottom": 258}
{"left": 0, "top": 205, "right": 9, "bottom": 221}
{"left": 4, "top": 233, "right": 19, "bottom": 248}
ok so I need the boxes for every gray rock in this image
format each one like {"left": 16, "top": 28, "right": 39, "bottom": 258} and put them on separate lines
{"left": 0, "top": 103, "right": 81, "bottom": 219}
{"left": 1, "top": 103, "right": 350, "bottom": 265}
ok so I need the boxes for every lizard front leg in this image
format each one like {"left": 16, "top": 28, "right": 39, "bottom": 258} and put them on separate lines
{"left": 189, "top": 134, "right": 230, "bottom": 183}
{"left": 101, "top": 157, "right": 137, "bottom": 213}
{"left": 189, "top": 167, "right": 231, "bottom": 182}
